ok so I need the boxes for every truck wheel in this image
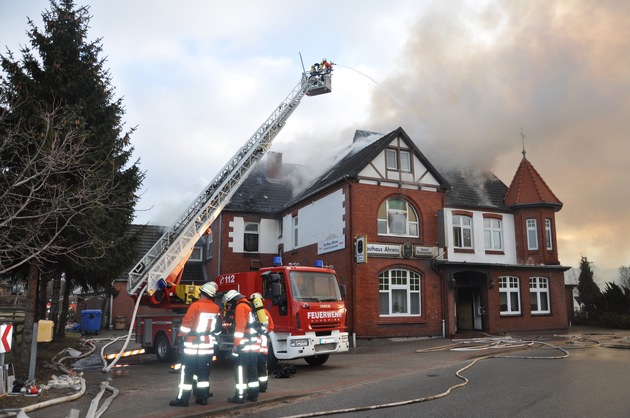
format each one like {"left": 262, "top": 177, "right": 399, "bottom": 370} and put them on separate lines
{"left": 304, "top": 354, "right": 329, "bottom": 366}
{"left": 155, "top": 334, "right": 174, "bottom": 363}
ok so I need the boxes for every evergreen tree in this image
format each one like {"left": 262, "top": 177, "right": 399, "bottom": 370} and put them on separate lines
{"left": 575, "top": 256, "right": 603, "bottom": 321}
{"left": 1, "top": 0, "right": 144, "bottom": 372}
{"left": 601, "top": 282, "right": 629, "bottom": 316}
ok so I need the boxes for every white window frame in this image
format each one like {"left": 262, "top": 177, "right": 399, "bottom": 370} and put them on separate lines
{"left": 453, "top": 215, "right": 473, "bottom": 249}
{"left": 400, "top": 150, "right": 411, "bottom": 172}
{"left": 545, "top": 219, "right": 553, "bottom": 250}
{"left": 529, "top": 277, "right": 550, "bottom": 314}
{"left": 379, "top": 269, "right": 421, "bottom": 316}
{"left": 386, "top": 149, "right": 398, "bottom": 170}
{"left": 499, "top": 276, "right": 521, "bottom": 315}
{"left": 377, "top": 198, "right": 419, "bottom": 237}
{"left": 527, "top": 219, "right": 538, "bottom": 250}
{"left": 244, "top": 222, "right": 259, "bottom": 253}
{"left": 483, "top": 217, "right": 503, "bottom": 250}
{"left": 292, "top": 216, "right": 299, "bottom": 248}
{"left": 189, "top": 247, "right": 203, "bottom": 261}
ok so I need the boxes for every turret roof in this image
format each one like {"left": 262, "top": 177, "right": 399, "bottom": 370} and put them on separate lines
{"left": 504, "top": 157, "right": 562, "bottom": 210}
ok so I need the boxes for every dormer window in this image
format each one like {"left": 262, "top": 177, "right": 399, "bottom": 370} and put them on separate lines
{"left": 386, "top": 148, "right": 411, "bottom": 172}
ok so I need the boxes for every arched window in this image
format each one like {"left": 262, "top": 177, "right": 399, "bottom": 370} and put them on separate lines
{"left": 379, "top": 269, "right": 421, "bottom": 316}
{"left": 377, "top": 198, "right": 419, "bottom": 237}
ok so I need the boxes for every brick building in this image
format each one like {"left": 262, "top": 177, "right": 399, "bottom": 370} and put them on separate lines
{"left": 202, "top": 127, "right": 573, "bottom": 338}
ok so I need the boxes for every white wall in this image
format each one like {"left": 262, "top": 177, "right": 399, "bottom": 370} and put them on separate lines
{"left": 443, "top": 207, "right": 517, "bottom": 264}
{"left": 228, "top": 217, "right": 281, "bottom": 254}
{"left": 229, "top": 188, "right": 346, "bottom": 253}
{"left": 283, "top": 188, "right": 346, "bottom": 251}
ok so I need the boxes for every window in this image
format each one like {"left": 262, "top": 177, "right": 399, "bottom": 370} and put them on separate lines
{"left": 484, "top": 217, "right": 503, "bottom": 250}
{"left": 400, "top": 150, "right": 411, "bottom": 171}
{"left": 545, "top": 219, "right": 553, "bottom": 250}
{"left": 499, "top": 276, "right": 521, "bottom": 315}
{"left": 386, "top": 148, "right": 411, "bottom": 172}
{"left": 453, "top": 215, "right": 473, "bottom": 249}
{"left": 189, "top": 247, "right": 203, "bottom": 261}
{"left": 379, "top": 269, "right": 421, "bottom": 316}
{"left": 386, "top": 149, "right": 398, "bottom": 169}
{"left": 377, "top": 198, "right": 419, "bottom": 237}
{"left": 292, "top": 216, "right": 299, "bottom": 247}
{"left": 527, "top": 219, "right": 538, "bottom": 250}
{"left": 244, "top": 222, "right": 259, "bottom": 252}
{"left": 530, "top": 277, "right": 550, "bottom": 314}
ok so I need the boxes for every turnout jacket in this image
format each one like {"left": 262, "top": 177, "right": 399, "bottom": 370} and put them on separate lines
{"left": 233, "top": 297, "right": 261, "bottom": 353}
{"left": 178, "top": 298, "right": 222, "bottom": 355}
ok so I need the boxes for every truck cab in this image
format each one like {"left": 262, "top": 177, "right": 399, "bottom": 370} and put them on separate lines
{"left": 216, "top": 260, "right": 349, "bottom": 367}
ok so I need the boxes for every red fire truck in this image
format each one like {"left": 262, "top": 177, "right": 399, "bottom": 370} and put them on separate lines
{"left": 215, "top": 258, "right": 349, "bottom": 367}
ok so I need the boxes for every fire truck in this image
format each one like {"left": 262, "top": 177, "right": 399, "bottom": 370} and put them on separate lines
{"left": 127, "top": 60, "right": 347, "bottom": 363}
{"left": 216, "top": 257, "right": 349, "bottom": 367}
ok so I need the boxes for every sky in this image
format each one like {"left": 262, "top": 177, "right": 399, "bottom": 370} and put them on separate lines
{"left": 1, "top": 0, "right": 629, "bottom": 285}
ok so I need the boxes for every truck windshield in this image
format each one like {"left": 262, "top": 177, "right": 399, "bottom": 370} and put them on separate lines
{"left": 289, "top": 271, "right": 342, "bottom": 302}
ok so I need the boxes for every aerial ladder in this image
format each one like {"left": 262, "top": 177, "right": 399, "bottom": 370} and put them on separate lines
{"left": 126, "top": 62, "right": 334, "bottom": 310}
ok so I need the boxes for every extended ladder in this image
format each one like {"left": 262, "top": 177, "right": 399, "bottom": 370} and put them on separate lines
{"left": 127, "top": 70, "right": 333, "bottom": 299}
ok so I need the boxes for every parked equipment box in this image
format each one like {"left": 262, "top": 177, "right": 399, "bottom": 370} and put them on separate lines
{"left": 80, "top": 310, "right": 101, "bottom": 334}
{"left": 37, "top": 320, "right": 54, "bottom": 342}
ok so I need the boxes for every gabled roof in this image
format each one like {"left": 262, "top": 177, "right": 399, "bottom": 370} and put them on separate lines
{"left": 128, "top": 224, "right": 165, "bottom": 255}
{"left": 285, "top": 127, "right": 450, "bottom": 207}
{"left": 442, "top": 170, "right": 509, "bottom": 210}
{"left": 225, "top": 161, "right": 298, "bottom": 214}
{"left": 117, "top": 224, "right": 165, "bottom": 282}
{"left": 504, "top": 157, "right": 563, "bottom": 210}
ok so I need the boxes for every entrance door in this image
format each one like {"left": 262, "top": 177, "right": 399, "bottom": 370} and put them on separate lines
{"left": 456, "top": 288, "right": 474, "bottom": 330}
{"left": 456, "top": 287, "right": 484, "bottom": 331}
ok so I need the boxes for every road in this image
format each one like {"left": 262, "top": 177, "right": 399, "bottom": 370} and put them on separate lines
{"left": 244, "top": 342, "right": 630, "bottom": 418}
{"left": 10, "top": 326, "right": 630, "bottom": 418}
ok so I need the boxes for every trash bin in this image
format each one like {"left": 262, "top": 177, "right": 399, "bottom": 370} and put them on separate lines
{"left": 80, "top": 309, "right": 102, "bottom": 334}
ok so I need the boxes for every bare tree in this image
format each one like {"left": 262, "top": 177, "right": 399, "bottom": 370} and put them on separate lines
{"left": 619, "top": 266, "right": 630, "bottom": 290}
{"left": 1, "top": 102, "right": 120, "bottom": 275}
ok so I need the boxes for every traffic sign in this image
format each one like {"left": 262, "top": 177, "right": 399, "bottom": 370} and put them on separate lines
{"left": 0, "top": 324, "right": 13, "bottom": 353}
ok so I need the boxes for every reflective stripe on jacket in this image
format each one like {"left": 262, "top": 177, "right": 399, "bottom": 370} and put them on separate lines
{"left": 178, "top": 298, "right": 221, "bottom": 356}
{"left": 234, "top": 298, "right": 261, "bottom": 353}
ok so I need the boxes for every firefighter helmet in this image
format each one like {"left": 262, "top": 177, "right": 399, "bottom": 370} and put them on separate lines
{"left": 222, "top": 289, "right": 241, "bottom": 304}
{"left": 200, "top": 282, "right": 218, "bottom": 297}
{"left": 250, "top": 292, "right": 263, "bottom": 300}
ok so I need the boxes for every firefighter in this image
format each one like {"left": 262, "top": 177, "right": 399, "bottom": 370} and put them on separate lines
{"left": 169, "top": 281, "right": 221, "bottom": 407}
{"left": 250, "top": 292, "right": 275, "bottom": 393}
{"left": 223, "top": 290, "right": 261, "bottom": 403}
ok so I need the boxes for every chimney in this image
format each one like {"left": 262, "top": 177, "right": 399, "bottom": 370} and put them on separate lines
{"left": 267, "top": 151, "right": 283, "bottom": 179}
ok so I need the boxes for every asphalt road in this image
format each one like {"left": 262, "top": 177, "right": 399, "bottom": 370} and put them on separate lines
{"left": 8, "top": 326, "right": 630, "bottom": 418}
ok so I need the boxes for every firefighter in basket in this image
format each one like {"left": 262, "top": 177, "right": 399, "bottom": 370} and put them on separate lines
{"left": 169, "top": 281, "right": 222, "bottom": 407}
{"left": 223, "top": 290, "right": 261, "bottom": 404}
{"left": 250, "top": 292, "right": 274, "bottom": 393}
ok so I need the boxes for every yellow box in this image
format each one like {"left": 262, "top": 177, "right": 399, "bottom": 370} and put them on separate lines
{"left": 175, "top": 284, "right": 201, "bottom": 303}
{"left": 37, "top": 320, "right": 54, "bottom": 342}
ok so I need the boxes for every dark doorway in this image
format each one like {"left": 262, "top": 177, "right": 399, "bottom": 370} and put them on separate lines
{"left": 455, "top": 286, "right": 484, "bottom": 332}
